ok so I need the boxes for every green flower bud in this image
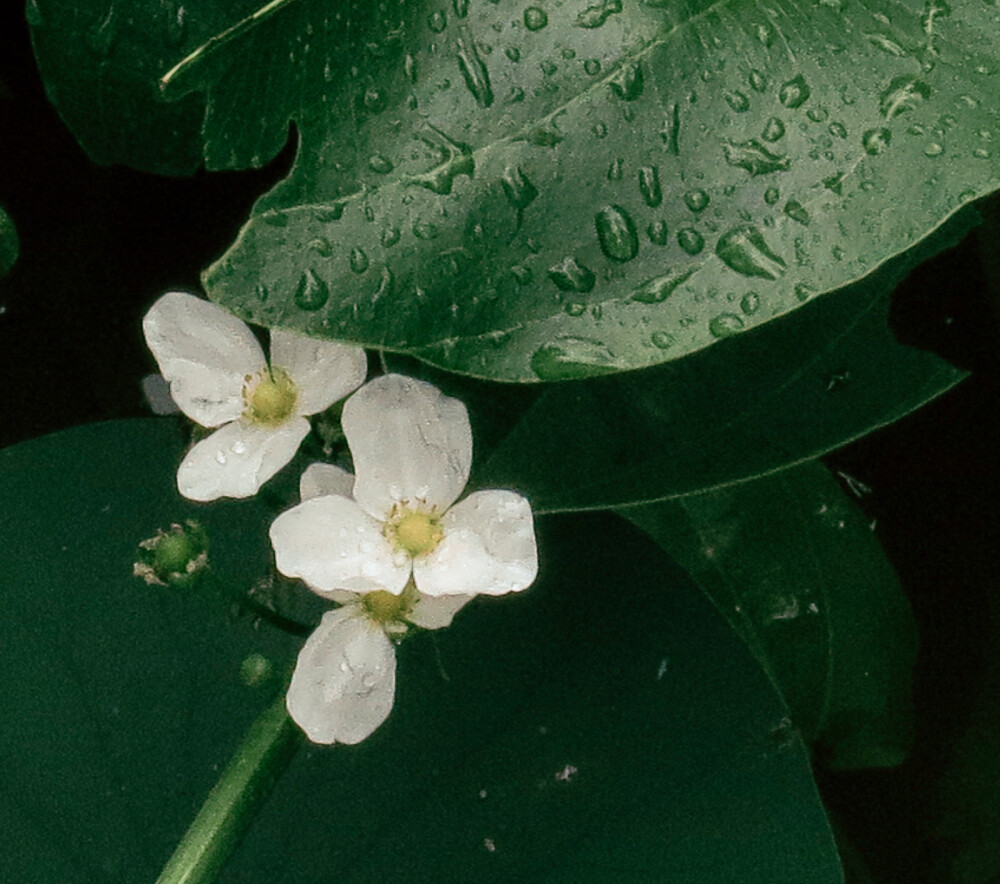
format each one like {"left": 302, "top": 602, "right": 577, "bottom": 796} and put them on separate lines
{"left": 133, "top": 520, "right": 209, "bottom": 588}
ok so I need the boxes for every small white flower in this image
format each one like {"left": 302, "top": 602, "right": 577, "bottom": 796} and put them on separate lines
{"left": 142, "top": 292, "right": 367, "bottom": 501}
{"left": 285, "top": 463, "right": 474, "bottom": 745}
{"left": 269, "top": 374, "right": 538, "bottom": 598}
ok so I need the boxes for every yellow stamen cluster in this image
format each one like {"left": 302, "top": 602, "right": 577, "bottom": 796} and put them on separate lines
{"left": 362, "top": 582, "right": 416, "bottom": 625}
{"left": 243, "top": 365, "right": 298, "bottom": 427}
{"left": 388, "top": 506, "right": 443, "bottom": 557}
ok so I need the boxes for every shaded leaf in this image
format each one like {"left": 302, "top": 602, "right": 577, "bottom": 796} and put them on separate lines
{"left": 620, "top": 460, "right": 918, "bottom": 770}
{"left": 0, "top": 420, "right": 843, "bottom": 882}
{"left": 0, "top": 204, "right": 18, "bottom": 277}
{"left": 392, "top": 209, "right": 973, "bottom": 511}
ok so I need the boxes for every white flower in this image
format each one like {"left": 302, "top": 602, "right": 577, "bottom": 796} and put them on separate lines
{"left": 142, "top": 292, "right": 367, "bottom": 501}
{"left": 284, "top": 463, "right": 474, "bottom": 745}
{"left": 269, "top": 374, "right": 538, "bottom": 598}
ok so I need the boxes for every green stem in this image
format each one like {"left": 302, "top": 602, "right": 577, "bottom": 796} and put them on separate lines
{"left": 155, "top": 689, "right": 302, "bottom": 884}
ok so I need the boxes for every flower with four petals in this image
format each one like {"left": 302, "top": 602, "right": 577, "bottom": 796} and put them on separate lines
{"left": 271, "top": 375, "right": 539, "bottom": 743}
{"left": 282, "top": 463, "right": 477, "bottom": 744}
{"left": 142, "top": 292, "right": 367, "bottom": 501}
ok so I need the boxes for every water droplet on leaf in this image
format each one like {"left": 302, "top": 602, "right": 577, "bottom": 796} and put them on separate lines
{"left": 294, "top": 269, "right": 330, "bottom": 310}
{"left": 762, "top": 117, "right": 785, "bottom": 142}
{"left": 524, "top": 7, "right": 548, "bottom": 30}
{"left": 677, "top": 228, "right": 705, "bottom": 255}
{"left": 630, "top": 267, "right": 696, "bottom": 303}
{"left": 724, "top": 91, "right": 750, "bottom": 112}
{"left": 350, "top": 248, "right": 370, "bottom": 273}
{"left": 709, "top": 313, "right": 745, "bottom": 337}
{"left": 862, "top": 127, "right": 891, "bottom": 155}
{"left": 683, "top": 189, "right": 710, "bottom": 212}
{"left": 715, "top": 225, "right": 786, "bottom": 279}
{"left": 724, "top": 139, "right": 790, "bottom": 176}
{"left": 778, "top": 74, "right": 811, "bottom": 108}
{"left": 647, "top": 220, "right": 669, "bottom": 245}
{"left": 548, "top": 256, "right": 596, "bottom": 292}
{"left": 595, "top": 205, "right": 639, "bottom": 262}
{"left": 502, "top": 165, "right": 539, "bottom": 209}
{"left": 457, "top": 34, "right": 494, "bottom": 107}
{"left": 638, "top": 165, "right": 662, "bottom": 207}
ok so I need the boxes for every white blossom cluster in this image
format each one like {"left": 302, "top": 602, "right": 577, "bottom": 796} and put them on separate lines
{"left": 143, "top": 293, "right": 538, "bottom": 744}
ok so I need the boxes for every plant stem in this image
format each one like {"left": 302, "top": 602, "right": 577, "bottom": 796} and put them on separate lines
{"left": 154, "top": 689, "right": 301, "bottom": 884}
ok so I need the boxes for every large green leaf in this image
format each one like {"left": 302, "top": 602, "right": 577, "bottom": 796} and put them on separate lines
{"left": 620, "top": 461, "right": 919, "bottom": 770}
{"left": 0, "top": 419, "right": 843, "bottom": 882}
{"left": 31, "top": 0, "right": 1000, "bottom": 379}
{"left": 388, "top": 210, "right": 970, "bottom": 511}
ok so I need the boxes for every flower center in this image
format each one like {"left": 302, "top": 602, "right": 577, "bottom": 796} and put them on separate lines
{"left": 362, "top": 587, "right": 412, "bottom": 624}
{"left": 390, "top": 509, "right": 443, "bottom": 557}
{"left": 243, "top": 366, "right": 298, "bottom": 427}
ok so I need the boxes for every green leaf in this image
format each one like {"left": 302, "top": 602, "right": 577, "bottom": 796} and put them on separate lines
{"left": 620, "top": 461, "right": 919, "bottom": 770}
{"left": 407, "top": 210, "right": 971, "bottom": 511}
{"left": 194, "top": 0, "right": 1000, "bottom": 380}
{"left": 33, "top": 0, "right": 1000, "bottom": 377}
{"left": 0, "top": 204, "right": 18, "bottom": 277}
{"left": 0, "top": 420, "right": 843, "bottom": 882}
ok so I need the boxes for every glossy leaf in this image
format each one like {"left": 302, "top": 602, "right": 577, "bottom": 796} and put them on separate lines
{"left": 620, "top": 461, "right": 919, "bottom": 770}
{"left": 0, "top": 420, "right": 843, "bottom": 882}
{"left": 31, "top": 0, "right": 1000, "bottom": 379}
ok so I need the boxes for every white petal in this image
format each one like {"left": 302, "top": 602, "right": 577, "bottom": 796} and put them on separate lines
{"left": 300, "top": 463, "right": 356, "bottom": 502}
{"left": 407, "top": 593, "right": 474, "bottom": 630}
{"left": 270, "top": 329, "right": 368, "bottom": 416}
{"left": 142, "top": 292, "right": 266, "bottom": 427}
{"left": 269, "top": 496, "right": 410, "bottom": 595}
{"left": 413, "top": 490, "right": 538, "bottom": 597}
{"left": 177, "top": 418, "right": 309, "bottom": 501}
{"left": 343, "top": 374, "right": 472, "bottom": 519}
{"left": 286, "top": 608, "right": 396, "bottom": 745}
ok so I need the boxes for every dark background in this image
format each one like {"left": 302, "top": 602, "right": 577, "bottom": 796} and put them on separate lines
{"left": 4, "top": 5, "right": 1000, "bottom": 882}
